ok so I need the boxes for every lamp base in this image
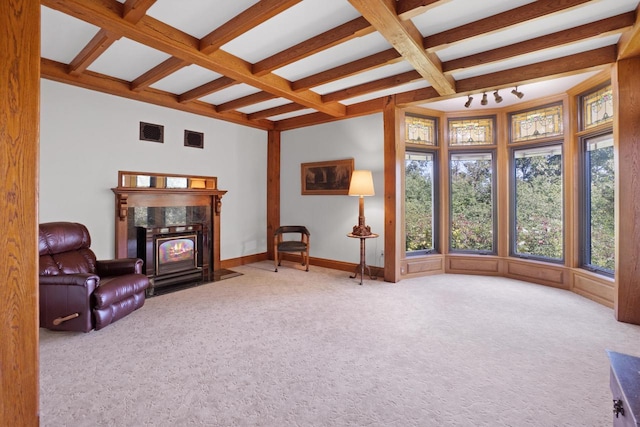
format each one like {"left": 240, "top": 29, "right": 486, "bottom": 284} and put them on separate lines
{"left": 351, "top": 224, "right": 372, "bottom": 236}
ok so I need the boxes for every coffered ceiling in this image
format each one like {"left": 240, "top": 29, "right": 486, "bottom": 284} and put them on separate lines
{"left": 40, "top": 0, "right": 640, "bottom": 130}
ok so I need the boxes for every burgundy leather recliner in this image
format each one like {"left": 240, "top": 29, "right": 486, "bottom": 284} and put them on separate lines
{"left": 39, "top": 222, "right": 149, "bottom": 332}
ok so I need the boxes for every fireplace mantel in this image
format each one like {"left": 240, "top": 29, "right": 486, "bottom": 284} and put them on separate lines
{"left": 111, "top": 171, "right": 227, "bottom": 277}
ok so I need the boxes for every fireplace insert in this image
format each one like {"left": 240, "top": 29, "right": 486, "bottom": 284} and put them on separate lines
{"left": 137, "top": 224, "right": 205, "bottom": 296}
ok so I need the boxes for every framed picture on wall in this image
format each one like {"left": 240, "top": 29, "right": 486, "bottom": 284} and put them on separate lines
{"left": 301, "top": 158, "right": 354, "bottom": 195}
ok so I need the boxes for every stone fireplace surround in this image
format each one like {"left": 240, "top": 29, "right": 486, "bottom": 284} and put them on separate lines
{"left": 112, "top": 171, "right": 226, "bottom": 293}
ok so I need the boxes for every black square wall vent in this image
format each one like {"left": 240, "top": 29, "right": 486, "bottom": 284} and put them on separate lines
{"left": 184, "top": 130, "right": 204, "bottom": 148}
{"left": 140, "top": 122, "right": 164, "bottom": 143}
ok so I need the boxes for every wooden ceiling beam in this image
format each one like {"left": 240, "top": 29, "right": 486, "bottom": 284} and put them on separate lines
{"left": 321, "top": 70, "right": 422, "bottom": 103}
{"left": 179, "top": 76, "right": 236, "bottom": 104}
{"left": 42, "top": 0, "right": 346, "bottom": 117}
{"left": 122, "top": 0, "right": 156, "bottom": 23}
{"left": 251, "top": 0, "right": 440, "bottom": 77}
{"left": 424, "top": 0, "right": 591, "bottom": 48}
{"left": 67, "top": 29, "right": 119, "bottom": 75}
{"left": 67, "top": 0, "right": 156, "bottom": 76}
{"left": 199, "top": 0, "right": 302, "bottom": 54}
{"left": 41, "top": 58, "right": 274, "bottom": 130}
{"left": 248, "top": 102, "right": 304, "bottom": 120}
{"left": 252, "top": 17, "right": 372, "bottom": 76}
{"left": 348, "top": 0, "right": 455, "bottom": 95}
{"left": 217, "top": 91, "right": 277, "bottom": 112}
{"left": 130, "top": 56, "right": 187, "bottom": 92}
{"left": 618, "top": 3, "right": 640, "bottom": 59}
{"left": 396, "top": 0, "right": 448, "bottom": 19}
{"left": 443, "top": 13, "right": 635, "bottom": 73}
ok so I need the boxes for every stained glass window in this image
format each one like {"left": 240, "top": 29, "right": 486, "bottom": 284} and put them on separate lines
{"left": 510, "top": 104, "right": 563, "bottom": 142}
{"left": 448, "top": 116, "right": 495, "bottom": 146}
{"left": 582, "top": 84, "right": 613, "bottom": 130}
{"left": 405, "top": 114, "right": 436, "bottom": 145}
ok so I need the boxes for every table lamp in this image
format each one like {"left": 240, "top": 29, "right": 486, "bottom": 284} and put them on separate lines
{"left": 348, "top": 170, "right": 375, "bottom": 236}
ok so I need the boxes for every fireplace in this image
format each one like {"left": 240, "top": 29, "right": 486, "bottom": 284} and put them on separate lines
{"left": 112, "top": 171, "right": 227, "bottom": 295}
{"left": 137, "top": 224, "right": 206, "bottom": 296}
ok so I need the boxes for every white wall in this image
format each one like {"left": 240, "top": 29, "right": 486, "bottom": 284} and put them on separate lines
{"left": 281, "top": 114, "right": 385, "bottom": 267}
{"left": 39, "top": 80, "right": 267, "bottom": 260}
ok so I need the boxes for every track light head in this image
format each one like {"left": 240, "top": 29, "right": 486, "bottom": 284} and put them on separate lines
{"left": 481, "top": 93, "right": 488, "bottom": 106}
{"left": 464, "top": 95, "right": 473, "bottom": 108}
{"left": 493, "top": 90, "right": 503, "bottom": 103}
{"left": 511, "top": 87, "right": 524, "bottom": 99}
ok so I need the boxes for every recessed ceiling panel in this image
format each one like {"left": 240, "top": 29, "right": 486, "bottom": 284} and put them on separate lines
{"left": 452, "top": 34, "right": 621, "bottom": 81}
{"left": 312, "top": 61, "right": 417, "bottom": 95}
{"left": 146, "top": 0, "right": 259, "bottom": 39}
{"left": 267, "top": 108, "right": 317, "bottom": 122}
{"left": 151, "top": 65, "right": 222, "bottom": 94}
{"left": 274, "top": 32, "right": 392, "bottom": 82}
{"left": 412, "top": 0, "right": 535, "bottom": 37}
{"left": 87, "top": 38, "right": 171, "bottom": 82}
{"left": 236, "top": 98, "right": 293, "bottom": 115}
{"left": 198, "top": 84, "right": 261, "bottom": 105}
{"left": 41, "top": 6, "right": 100, "bottom": 63}
{"left": 223, "top": 0, "right": 360, "bottom": 63}
{"left": 340, "top": 80, "right": 431, "bottom": 105}
{"left": 437, "top": 0, "right": 639, "bottom": 62}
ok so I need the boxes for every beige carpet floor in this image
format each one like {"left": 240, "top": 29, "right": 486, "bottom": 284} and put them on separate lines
{"left": 39, "top": 261, "right": 640, "bottom": 426}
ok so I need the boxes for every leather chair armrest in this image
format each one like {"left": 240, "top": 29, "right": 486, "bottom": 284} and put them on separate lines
{"left": 96, "top": 258, "right": 144, "bottom": 276}
{"left": 39, "top": 273, "right": 99, "bottom": 293}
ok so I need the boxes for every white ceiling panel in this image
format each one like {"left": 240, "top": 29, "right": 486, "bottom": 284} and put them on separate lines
{"left": 311, "top": 61, "right": 418, "bottom": 95}
{"left": 87, "top": 38, "right": 171, "bottom": 82}
{"left": 274, "top": 32, "right": 392, "bottom": 81}
{"left": 151, "top": 65, "right": 222, "bottom": 94}
{"left": 146, "top": 0, "right": 259, "bottom": 39}
{"left": 267, "top": 108, "right": 317, "bottom": 122}
{"left": 198, "top": 84, "right": 261, "bottom": 105}
{"left": 452, "top": 34, "right": 621, "bottom": 81}
{"left": 341, "top": 80, "right": 432, "bottom": 105}
{"left": 41, "top": 6, "right": 99, "bottom": 63}
{"left": 236, "top": 98, "right": 294, "bottom": 115}
{"left": 412, "top": 0, "right": 535, "bottom": 37}
{"left": 223, "top": 0, "right": 360, "bottom": 63}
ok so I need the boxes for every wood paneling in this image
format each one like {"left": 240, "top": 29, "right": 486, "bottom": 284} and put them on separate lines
{"left": 572, "top": 271, "right": 614, "bottom": 308}
{"left": 0, "top": 0, "right": 40, "bottom": 424}
{"left": 404, "top": 256, "right": 443, "bottom": 275}
{"left": 447, "top": 256, "right": 501, "bottom": 274}
{"left": 506, "top": 260, "right": 567, "bottom": 288}
{"left": 614, "top": 57, "right": 640, "bottom": 324}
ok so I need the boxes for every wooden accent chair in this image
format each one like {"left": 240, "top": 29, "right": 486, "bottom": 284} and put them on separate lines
{"left": 273, "top": 226, "right": 310, "bottom": 272}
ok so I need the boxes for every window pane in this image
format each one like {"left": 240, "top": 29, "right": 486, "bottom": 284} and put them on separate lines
{"left": 510, "top": 103, "right": 563, "bottom": 142}
{"left": 405, "top": 114, "right": 436, "bottom": 145}
{"left": 448, "top": 116, "right": 495, "bottom": 146}
{"left": 405, "top": 152, "right": 435, "bottom": 253}
{"left": 450, "top": 152, "right": 494, "bottom": 252}
{"left": 513, "top": 144, "right": 563, "bottom": 260}
{"left": 584, "top": 134, "right": 615, "bottom": 273}
{"left": 582, "top": 85, "right": 613, "bottom": 130}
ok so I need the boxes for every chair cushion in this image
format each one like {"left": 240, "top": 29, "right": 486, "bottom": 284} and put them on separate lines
{"left": 93, "top": 274, "right": 149, "bottom": 308}
{"left": 277, "top": 241, "right": 307, "bottom": 252}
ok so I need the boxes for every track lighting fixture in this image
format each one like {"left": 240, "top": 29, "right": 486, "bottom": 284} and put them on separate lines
{"left": 493, "top": 90, "right": 503, "bottom": 103}
{"left": 511, "top": 86, "right": 524, "bottom": 99}
{"left": 464, "top": 95, "right": 473, "bottom": 108}
{"left": 481, "top": 93, "right": 488, "bottom": 106}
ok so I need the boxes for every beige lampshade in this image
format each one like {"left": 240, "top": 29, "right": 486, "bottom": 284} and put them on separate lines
{"left": 348, "top": 170, "right": 374, "bottom": 196}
